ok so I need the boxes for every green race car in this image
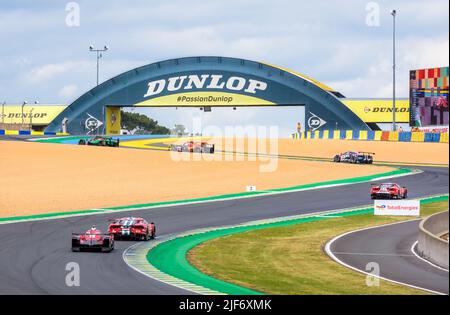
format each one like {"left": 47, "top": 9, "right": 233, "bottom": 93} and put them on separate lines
{"left": 78, "top": 136, "right": 120, "bottom": 147}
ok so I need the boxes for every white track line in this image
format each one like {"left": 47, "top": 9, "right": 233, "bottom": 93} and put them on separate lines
{"left": 0, "top": 169, "right": 422, "bottom": 225}
{"left": 123, "top": 199, "right": 447, "bottom": 295}
{"left": 325, "top": 220, "right": 447, "bottom": 295}
{"left": 123, "top": 206, "right": 378, "bottom": 295}
{"left": 331, "top": 252, "right": 415, "bottom": 257}
{"left": 410, "top": 241, "right": 449, "bottom": 273}
{"left": 27, "top": 136, "right": 73, "bottom": 141}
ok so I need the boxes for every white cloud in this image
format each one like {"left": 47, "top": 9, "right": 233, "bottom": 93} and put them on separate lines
{"left": 402, "top": 38, "right": 450, "bottom": 69}
{"left": 328, "top": 37, "right": 449, "bottom": 98}
{"left": 58, "top": 84, "right": 78, "bottom": 100}
{"left": 0, "top": 0, "right": 448, "bottom": 106}
{"left": 26, "top": 61, "right": 90, "bottom": 83}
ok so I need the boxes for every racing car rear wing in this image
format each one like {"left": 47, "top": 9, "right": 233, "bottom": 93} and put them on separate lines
{"left": 358, "top": 152, "right": 376, "bottom": 155}
{"left": 72, "top": 233, "right": 113, "bottom": 237}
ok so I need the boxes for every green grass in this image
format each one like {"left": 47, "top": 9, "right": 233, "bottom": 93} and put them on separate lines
{"left": 188, "top": 201, "right": 448, "bottom": 295}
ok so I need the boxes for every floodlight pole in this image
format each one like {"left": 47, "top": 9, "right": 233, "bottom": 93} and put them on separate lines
{"left": 1, "top": 101, "right": 5, "bottom": 125}
{"left": 29, "top": 108, "right": 34, "bottom": 131}
{"left": 391, "top": 10, "right": 397, "bottom": 131}
{"left": 89, "top": 45, "right": 109, "bottom": 86}
{"left": 21, "top": 101, "right": 27, "bottom": 127}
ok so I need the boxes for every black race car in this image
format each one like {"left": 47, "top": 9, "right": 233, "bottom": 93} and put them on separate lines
{"left": 71, "top": 226, "right": 114, "bottom": 252}
{"left": 333, "top": 151, "right": 374, "bottom": 164}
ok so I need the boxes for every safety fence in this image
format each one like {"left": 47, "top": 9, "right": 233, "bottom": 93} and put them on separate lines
{"left": 292, "top": 130, "right": 449, "bottom": 143}
{"left": 0, "top": 129, "right": 69, "bottom": 136}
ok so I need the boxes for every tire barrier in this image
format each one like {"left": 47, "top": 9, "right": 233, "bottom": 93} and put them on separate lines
{"left": 417, "top": 211, "right": 449, "bottom": 270}
{"left": 292, "top": 130, "right": 449, "bottom": 143}
{"left": 0, "top": 129, "right": 69, "bottom": 136}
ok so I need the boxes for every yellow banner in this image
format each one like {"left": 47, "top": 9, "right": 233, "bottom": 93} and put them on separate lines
{"left": 0, "top": 105, "right": 67, "bottom": 125}
{"left": 105, "top": 106, "right": 121, "bottom": 135}
{"left": 342, "top": 99, "right": 410, "bottom": 123}
{"left": 134, "top": 92, "right": 275, "bottom": 107}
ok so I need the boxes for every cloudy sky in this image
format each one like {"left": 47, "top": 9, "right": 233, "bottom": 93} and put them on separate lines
{"left": 0, "top": 0, "right": 448, "bottom": 134}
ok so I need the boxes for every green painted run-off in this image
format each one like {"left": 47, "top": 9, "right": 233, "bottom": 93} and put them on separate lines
{"left": 147, "top": 195, "right": 448, "bottom": 295}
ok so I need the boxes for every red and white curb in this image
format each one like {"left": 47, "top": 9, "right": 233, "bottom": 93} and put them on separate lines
{"left": 122, "top": 205, "right": 387, "bottom": 295}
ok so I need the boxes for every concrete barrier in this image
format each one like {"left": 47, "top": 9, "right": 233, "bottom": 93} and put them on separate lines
{"left": 417, "top": 210, "right": 449, "bottom": 269}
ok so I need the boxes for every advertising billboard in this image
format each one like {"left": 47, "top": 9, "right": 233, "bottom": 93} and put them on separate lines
{"left": 410, "top": 67, "right": 449, "bottom": 127}
{"left": 342, "top": 99, "right": 410, "bottom": 123}
{"left": 0, "top": 105, "right": 67, "bottom": 125}
{"left": 105, "top": 106, "right": 121, "bottom": 135}
{"left": 374, "top": 200, "right": 420, "bottom": 216}
{"left": 45, "top": 57, "right": 370, "bottom": 134}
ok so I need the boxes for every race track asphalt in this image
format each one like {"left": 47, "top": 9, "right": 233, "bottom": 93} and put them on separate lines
{"left": 0, "top": 165, "right": 447, "bottom": 294}
{"left": 328, "top": 219, "right": 449, "bottom": 294}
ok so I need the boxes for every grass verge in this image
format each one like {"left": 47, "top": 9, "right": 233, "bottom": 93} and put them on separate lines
{"left": 188, "top": 200, "right": 448, "bottom": 295}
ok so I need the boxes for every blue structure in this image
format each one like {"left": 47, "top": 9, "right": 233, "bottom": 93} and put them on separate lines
{"left": 45, "top": 56, "right": 370, "bottom": 134}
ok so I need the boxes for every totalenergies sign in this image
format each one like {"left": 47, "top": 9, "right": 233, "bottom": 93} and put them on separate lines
{"left": 374, "top": 200, "right": 420, "bottom": 216}
{"left": 136, "top": 74, "right": 272, "bottom": 107}
{"left": 342, "top": 99, "right": 410, "bottom": 123}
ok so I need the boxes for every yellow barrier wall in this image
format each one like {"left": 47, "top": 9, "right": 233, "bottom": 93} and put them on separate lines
{"left": 359, "top": 130, "right": 368, "bottom": 140}
{"left": 345, "top": 130, "right": 353, "bottom": 139}
{"left": 388, "top": 131, "right": 399, "bottom": 141}
{"left": 374, "top": 131, "right": 383, "bottom": 141}
{"left": 439, "top": 133, "right": 449, "bottom": 143}
{"left": 333, "top": 130, "right": 340, "bottom": 139}
{"left": 288, "top": 130, "right": 448, "bottom": 143}
{"left": 411, "top": 132, "right": 425, "bottom": 142}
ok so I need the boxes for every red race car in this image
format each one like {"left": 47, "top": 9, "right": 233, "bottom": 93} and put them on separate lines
{"left": 71, "top": 226, "right": 114, "bottom": 252}
{"left": 370, "top": 183, "right": 408, "bottom": 200}
{"left": 169, "top": 141, "right": 215, "bottom": 154}
{"left": 108, "top": 217, "right": 156, "bottom": 241}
